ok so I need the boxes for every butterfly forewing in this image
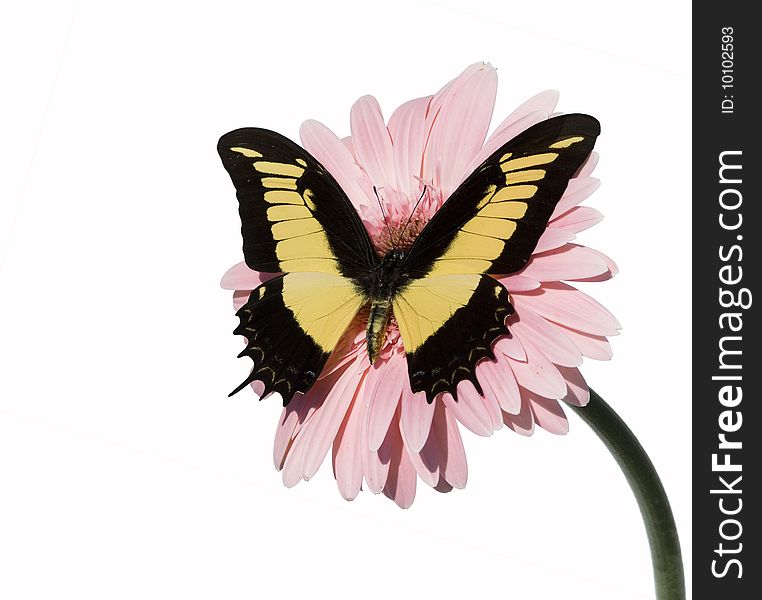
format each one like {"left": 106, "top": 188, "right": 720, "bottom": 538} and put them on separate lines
{"left": 394, "top": 114, "right": 601, "bottom": 401}
{"left": 218, "top": 128, "right": 378, "bottom": 277}
{"left": 403, "top": 114, "right": 601, "bottom": 278}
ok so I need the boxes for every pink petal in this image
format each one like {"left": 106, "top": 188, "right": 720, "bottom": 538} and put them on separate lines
{"left": 477, "top": 356, "right": 522, "bottom": 414}
{"left": 557, "top": 366, "right": 590, "bottom": 407}
{"left": 509, "top": 304, "right": 582, "bottom": 368}
{"left": 332, "top": 385, "right": 367, "bottom": 501}
{"left": 577, "top": 151, "right": 599, "bottom": 177}
{"left": 551, "top": 177, "right": 601, "bottom": 220}
{"left": 493, "top": 333, "right": 527, "bottom": 361}
{"left": 435, "top": 478, "right": 454, "bottom": 493}
{"left": 379, "top": 416, "right": 417, "bottom": 508}
{"left": 319, "top": 350, "right": 361, "bottom": 380}
{"left": 399, "top": 378, "right": 435, "bottom": 453}
{"left": 425, "top": 62, "right": 484, "bottom": 128}
{"left": 319, "top": 340, "right": 362, "bottom": 380}
{"left": 387, "top": 96, "right": 431, "bottom": 197}
{"left": 507, "top": 337, "right": 568, "bottom": 399}
{"left": 359, "top": 378, "right": 386, "bottom": 494}
{"left": 233, "top": 290, "right": 250, "bottom": 311}
{"left": 250, "top": 380, "right": 266, "bottom": 398}
{"left": 508, "top": 90, "right": 560, "bottom": 122}
{"left": 418, "top": 403, "right": 468, "bottom": 489}
{"left": 519, "top": 244, "right": 610, "bottom": 282}
{"left": 273, "top": 392, "right": 307, "bottom": 469}
{"left": 560, "top": 247, "right": 618, "bottom": 283}
{"left": 515, "top": 283, "right": 621, "bottom": 336}
{"left": 364, "top": 408, "right": 391, "bottom": 495}
{"left": 424, "top": 63, "right": 498, "bottom": 197}
{"left": 550, "top": 206, "right": 603, "bottom": 233}
{"left": 220, "top": 262, "right": 279, "bottom": 290}
{"left": 478, "top": 377, "right": 504, "bottom": 431}
{"left": 527, "top": 392, "right": 569, "bottom": 434}
{"left": 404, "top": 433, "right": 439, "bottom": 488}
{"left": 366, "top": 352, "right": 406, "bottom": 451}
{"left": 502, "top": 400, "right": 535, "bottom": 436}
{"left": 407, "top": 455, "right": 439, "bottom": 488}
{"left": 414, "top": 423, "right": 441, "bottom": 484}
{"left": 442, "top": 382, "right": 493, "bottom": 436}
{"left": 281, "top": 360, "right": 360, "bottom": 485}
{"left": 301, "top": 362, "right": 363, "bottom": 480}
{"left": 290, "top": 369, "right": 345, "bottom": 441}
{"left": 478, "top": 89, "right": 560, "bottom": 167}
{"left": 440, "top": 405, "right": 468, "bottom": 488}
{"left": 556, "top": 324, "right": 613, "bottom": 360}
{"left": 583, "top": 246, "right": 619, "bottom": 278}
{"left": 300, "top": 119, "right": 374, "bottom": 212}
{"left": 389, "top": 451, "right": 417, "bottom": 509}
{"left": 281, "top": 394, "right": 326, "bottom": 488}
{"left": 350, "top": 95, "right": 396, "bottom": 188}
{"left": 341, "top": 136, "right": 355, "bottom": 159}
{"left": 466, "top": 110, "right": 547, "bottom": 174}
{"left": 494, "top": 274, "right": 540, "bottom": 292}
{"left": 281, "top": 436, "right": 311, "bottom": 488}
{"left": 533, "top": 227, "right": 576, "bottom": 254}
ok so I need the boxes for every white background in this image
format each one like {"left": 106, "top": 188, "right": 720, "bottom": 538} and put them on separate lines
{"left": 0, "top": 1, "right": 691, "bottom": 598}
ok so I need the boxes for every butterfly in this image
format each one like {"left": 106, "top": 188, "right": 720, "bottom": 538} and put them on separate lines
{"left": 218, "top": 114, "right": 600, "bottom": 405}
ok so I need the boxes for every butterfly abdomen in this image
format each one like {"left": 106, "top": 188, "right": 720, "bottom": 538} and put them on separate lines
{"left": 366, "top": 299, "right": 392, "bottom": 364}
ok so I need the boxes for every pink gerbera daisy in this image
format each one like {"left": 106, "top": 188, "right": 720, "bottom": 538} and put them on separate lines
{"left": 220, "top": 62, "right": 619, "bottom": 507}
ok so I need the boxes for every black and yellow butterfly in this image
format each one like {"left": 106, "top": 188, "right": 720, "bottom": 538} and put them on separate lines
{"left": 218, "top": 114, "right": 599, "bottom": 405}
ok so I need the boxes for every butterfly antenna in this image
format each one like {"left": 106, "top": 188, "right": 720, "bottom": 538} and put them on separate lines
{"left": 396, "top": 184, "right": 427, "bottom": 248}
{"left": 373, "top": 186, "right": 397, "bottom": 250}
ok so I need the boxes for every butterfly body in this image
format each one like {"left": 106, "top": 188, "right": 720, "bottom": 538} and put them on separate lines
{"left": 218, "top": 115, "right": 600, "bottom": 405}
{"left": 366, "top": 248, "right": 408, "bottom": 298}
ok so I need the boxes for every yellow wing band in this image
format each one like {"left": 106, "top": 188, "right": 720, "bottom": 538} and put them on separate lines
{"left": 425, "top": 142, "right": 572, "bottom": 276}
{"left": 234, "top": 146, "right": 341, "bottom": 275}
{"left": 281, "top": 272, "right": 365, "bottom": 351}
{"left": 393, "top": 274, "right": 481, "bottom": 352}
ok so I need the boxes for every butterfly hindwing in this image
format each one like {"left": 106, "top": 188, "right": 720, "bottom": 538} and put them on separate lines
{"left": 218, "top": 129, "right": 376, "bottom": 404}
{"left": 393, "top": 274, "right": 513, "bottom": 401}
{"left": 232, "top": 273, "right": 365, "bottom": 402}
{"left": 395, "top": 114, "right": 600, "bottom": 401}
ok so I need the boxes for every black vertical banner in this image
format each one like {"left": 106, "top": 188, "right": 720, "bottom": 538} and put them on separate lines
{"left": 694, "top": 4, "right": 760, "bottom": 598}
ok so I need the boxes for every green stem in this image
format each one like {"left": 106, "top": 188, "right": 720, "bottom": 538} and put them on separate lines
{"left": 569, "top": 388, "right": 685, "bottom": 600}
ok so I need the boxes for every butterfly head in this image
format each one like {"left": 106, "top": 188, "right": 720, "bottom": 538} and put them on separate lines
{"left": 385, "top": 247, "right": 405, "bottom": 264}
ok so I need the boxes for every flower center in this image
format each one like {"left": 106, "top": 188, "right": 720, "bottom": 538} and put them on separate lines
{"left": 372, "top": 217, "right": 427, "bottom": 257}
